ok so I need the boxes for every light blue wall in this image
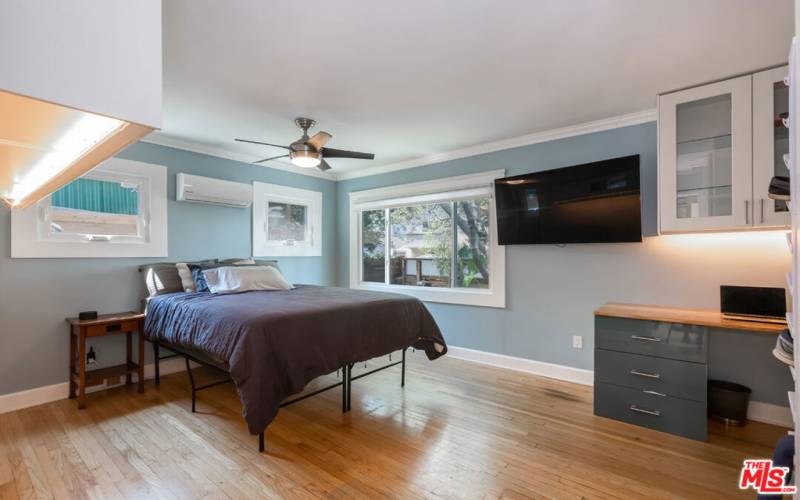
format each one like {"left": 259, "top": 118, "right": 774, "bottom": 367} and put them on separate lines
{"left": 1, "top": 127, "right": 792, "bottom": 408}
{"left": 336, "top": 122, "right": 793, "bottom": 406}
{"left": 0, "top": 142, "right": 337, "bottom": 395}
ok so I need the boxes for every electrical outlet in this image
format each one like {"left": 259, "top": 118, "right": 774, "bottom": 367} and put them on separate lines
{"left": 572, "top": 336, "right": 583, "bottom": 349}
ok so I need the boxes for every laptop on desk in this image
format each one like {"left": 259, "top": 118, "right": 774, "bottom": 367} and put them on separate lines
{"left": 720, "top": 285, "right": 787, "bottom": 324}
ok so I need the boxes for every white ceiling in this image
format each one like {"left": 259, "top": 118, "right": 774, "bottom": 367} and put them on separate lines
{"left": 149, "top": 0, "right": 794, "bottom": 180}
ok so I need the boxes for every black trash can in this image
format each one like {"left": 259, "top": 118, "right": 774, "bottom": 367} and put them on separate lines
{"left": 708, "top": 380, "right": 752, "bottom": 426}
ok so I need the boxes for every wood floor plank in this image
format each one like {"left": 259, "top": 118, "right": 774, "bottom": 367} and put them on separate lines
{"left": 0, "top": 354, "right": 787, "bottom": 499}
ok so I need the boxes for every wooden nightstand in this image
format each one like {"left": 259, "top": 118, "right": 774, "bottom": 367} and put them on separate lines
{"left": 66, "top": 311, "right": 146, "bottom": 409}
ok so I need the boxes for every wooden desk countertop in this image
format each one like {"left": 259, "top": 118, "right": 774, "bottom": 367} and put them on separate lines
{"left": 594, "top": 302, "right": 786, "bottom": 334}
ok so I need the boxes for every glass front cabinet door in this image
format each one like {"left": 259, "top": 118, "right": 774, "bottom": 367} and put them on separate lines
{"left": 658, "top": 75, "right": 753, "bottom": 233}
{"left": 753, "top": 65, "right": 790, "bottom": 227}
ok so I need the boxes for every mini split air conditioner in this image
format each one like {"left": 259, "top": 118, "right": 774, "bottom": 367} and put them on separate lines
{"left": 176, "top": 173, "right": 253, "bottom": 208}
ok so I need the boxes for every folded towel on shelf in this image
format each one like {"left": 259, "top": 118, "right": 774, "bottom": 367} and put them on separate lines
{"left": 779, "top": 329, "right": 794, "bottom": 355}
{"left": 773, "top": 329, "right": 794, "bottom": 366}
{"left": 769, "top": 176, "right": 791, "bottom": 201}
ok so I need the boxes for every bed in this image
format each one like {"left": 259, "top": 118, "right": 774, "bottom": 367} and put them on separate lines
{"left": 143, "top": 284, "right": 447, "bottom": 450}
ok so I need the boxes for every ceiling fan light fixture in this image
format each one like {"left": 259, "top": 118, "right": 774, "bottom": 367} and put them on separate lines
{"left": 290, "top": 150, "right": 321, "bottom": 168}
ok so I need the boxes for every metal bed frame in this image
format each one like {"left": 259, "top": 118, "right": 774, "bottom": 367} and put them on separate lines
{"left": 151, "top": 340, "right": 407, "bottom": 452}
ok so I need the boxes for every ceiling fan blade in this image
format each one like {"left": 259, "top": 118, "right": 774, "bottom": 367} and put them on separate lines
{"left": 307, "top": 131, "right": 332, "bottom": 150}
{"left": 317, "top": 159, "right": 332, "bottom": 172}
{"left": 235, "top": 138, "right": 292, "bottom": 150}
{"left": 254, "top": 154, "right": 289, "bottom": 164}
{"left": 321, "top": 147, "right": 375, "bottom": 160}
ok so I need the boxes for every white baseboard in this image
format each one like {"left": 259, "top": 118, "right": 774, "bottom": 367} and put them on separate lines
{"left": 747, "top": 400, "right": 793, "bottom": 428}
{"left": 0, "top": 357, "right": 186, "bottom": 415}
{"left": 444, "top": 345, "right": 595, "bottom": 386}
{"left": 444, "top": 345, "right": 792, "bottom": 428}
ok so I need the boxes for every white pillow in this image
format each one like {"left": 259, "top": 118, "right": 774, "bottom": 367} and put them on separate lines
{"left": 175, "top": 263, "right": 196, "bottom": 292}
{"left": 203, "top": 266, "right": 293, "bottom": 294}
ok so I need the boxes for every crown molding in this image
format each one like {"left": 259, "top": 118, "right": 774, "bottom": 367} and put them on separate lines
{"left": 335, "top": 108, "right": 656, "bottom": 180}
{"left": 140, "top": 133, "right": 339, "bottom": 181}
{"left": 140, "top": 108, "right": 655, "bottom": 182}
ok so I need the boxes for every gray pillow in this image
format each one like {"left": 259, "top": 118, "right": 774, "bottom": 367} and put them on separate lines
{"left": 140, "top": 262, "right": 183, "bottom": 297}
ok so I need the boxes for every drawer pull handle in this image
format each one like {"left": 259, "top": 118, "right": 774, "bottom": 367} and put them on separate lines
{"left": 629, "top": 405, "right": 661, "bottom": 417}
{"left": 630, "top": 335, "right": 661, "bottom": 342}
{"left": 642, "top": 390, "right": 667, "bottom": 397}
{"left": 630, "top": 369, "right": 661, "bottom": 379}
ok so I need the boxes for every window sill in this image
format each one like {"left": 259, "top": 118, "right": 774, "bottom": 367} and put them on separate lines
{"left": 352, "top": 282, "right": 505, "bottom": 308}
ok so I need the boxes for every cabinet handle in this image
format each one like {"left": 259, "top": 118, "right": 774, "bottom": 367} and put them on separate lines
{"left": 642, "top": 390, "right": 667, "bottom": 397}
{"left": 629, "top": 405, "right": 661, "bottom": 417}
{"left": 630, "top": 369, "right": 661, "bottom": 379}
{"left": 760, "top": 198, "right": 765, "bottom": 224}
{"left": 630, "top": 335, "right": 661, "bottom": 342}
{"left": 745, "top": 200, "right": 749, "bottom": 225}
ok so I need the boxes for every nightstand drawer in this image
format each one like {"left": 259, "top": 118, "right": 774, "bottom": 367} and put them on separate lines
{"left": 85, "top": 320, "right": 140, "bottom": 337}
{"left": 594, "top": 382, "right": 707, "bottom": 441}
{"left": 595, "top": 349, "right": 706, "bottom": 402}
{"left": 595, "top": 316, "right": 707, "bottom": 362}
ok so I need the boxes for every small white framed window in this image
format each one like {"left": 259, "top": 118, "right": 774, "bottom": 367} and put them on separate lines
{"left": 252, "top": 182, "right": 322, "bottom": 257}
{"left": 11, "top": 158, "right": 168, "bottom": 258}
{"left": 349, "top": 170, "right": 506, "bottom": 308}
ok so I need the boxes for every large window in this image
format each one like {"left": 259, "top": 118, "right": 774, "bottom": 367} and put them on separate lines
{"left": 253, "top": 182, "right": 322, "bottom": 257}
{"left": 11, "top": 158, "right": 168, "bottom": 258}
{"left": 350, "top": 170, "right": 505, "bottom": 308}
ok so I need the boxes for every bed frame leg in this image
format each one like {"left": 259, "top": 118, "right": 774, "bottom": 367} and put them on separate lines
{"left": 258, "top": 432, "right": 265, "bottom": 453}
{"left": 341, "top": 364, "right": 348, "bottom": 413}
{"left": 346, "top": 364, "right": 353, "bottom": 412}
{"left": 153, "top": 341, "right": 161, "bottom": 385}
{"left": 401, "top": 348, "right": 406, "bottom": 388}
{"left": 185, "top": 357, "right": 196, "bottom": 413}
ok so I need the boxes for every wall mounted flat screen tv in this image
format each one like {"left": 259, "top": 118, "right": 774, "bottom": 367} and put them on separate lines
{"left": 494, "top": 155, "right": 642, "bottom": 244}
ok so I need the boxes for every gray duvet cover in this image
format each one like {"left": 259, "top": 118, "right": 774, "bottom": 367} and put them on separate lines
{"left": 144, "top": 285, "right": 447, "bottom": 434}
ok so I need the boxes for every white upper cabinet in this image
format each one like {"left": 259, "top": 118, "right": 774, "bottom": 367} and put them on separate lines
{"left": 658, "top": 68, "right": 790, "bottom": 233}
{"left": 658, "top": 76, "right": 753, "bottom": 233}
{"left": 753, "top": 65, "right": 790, "bottom": 227}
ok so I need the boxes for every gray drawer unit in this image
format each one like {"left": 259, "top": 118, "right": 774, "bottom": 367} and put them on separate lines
{"left": 595, "top": 316, "right": 707, "bottom": 363}
{"left": 595, "top": 349, "right": 707, "bottom": 402}
{"left": 594, "top": 382, "right": 708, "bottom": 441}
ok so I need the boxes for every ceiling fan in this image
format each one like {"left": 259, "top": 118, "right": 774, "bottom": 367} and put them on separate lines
{"left": 235, "top": 117, "right": 375, "bottom": 172}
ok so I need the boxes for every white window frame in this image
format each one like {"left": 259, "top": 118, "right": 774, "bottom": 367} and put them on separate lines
{"left": 252, "top": 181, "right": 322, "bottom": 257}
{"left": 349, "top": 170, "right": 506, "bottom": 308}
{"left": 11, "top": 158, "right": 168, "bottom": 258}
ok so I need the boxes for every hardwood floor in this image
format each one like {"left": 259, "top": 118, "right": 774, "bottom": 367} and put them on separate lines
{"left": 0, "top": 352, "right": 788, "bottom": 499}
